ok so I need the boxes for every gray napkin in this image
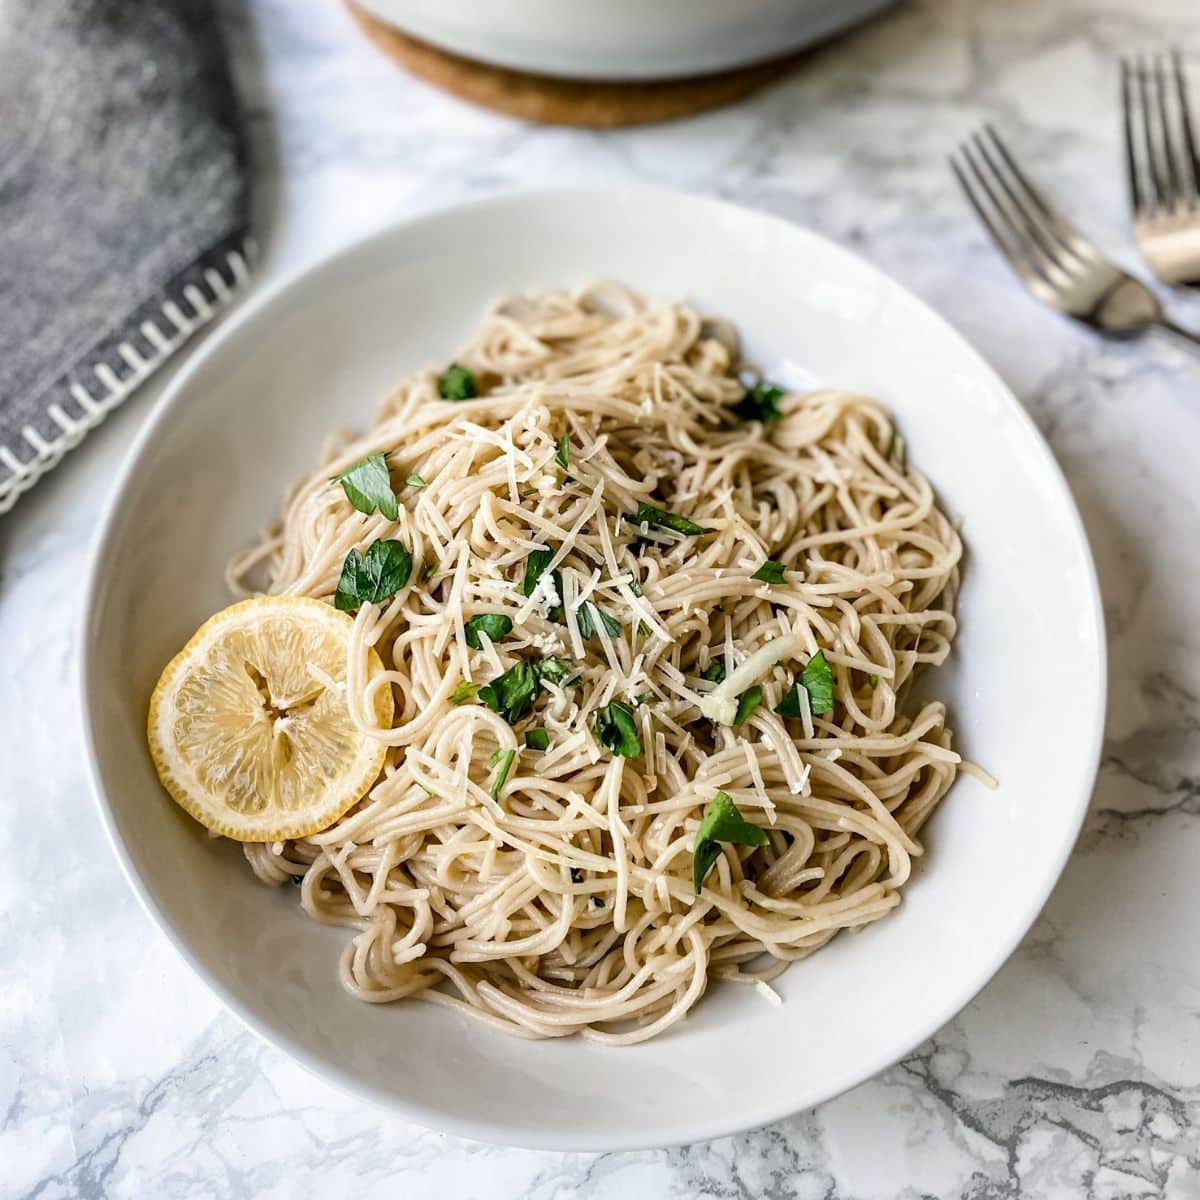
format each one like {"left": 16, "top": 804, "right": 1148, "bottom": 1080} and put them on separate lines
{"left": 0, "top": 0, "right": 251, "bottom": 513}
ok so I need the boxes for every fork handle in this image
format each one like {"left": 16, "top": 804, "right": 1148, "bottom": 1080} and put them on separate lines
{"left": 1156, "top": 317, "right": 1200, "bottom": 351}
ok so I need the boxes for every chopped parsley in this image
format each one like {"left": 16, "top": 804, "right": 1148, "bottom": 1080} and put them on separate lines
{"left": 633, "top": 501, "right": 709, "bottom": 537}
{"left": 464, "top": 613, "right": 514, "bottom": 650}
{"left": 637, "top": 620, "right": 651, "bottom": 638}
{"left": 776, "top": 650, "right": 835, "bottom": 717}
{"left": 700, "top": 660, "right": 727, "bottom": 684}
{"left": 800, "top": 650, "right": 834, "bottom": 714}
{"left": 693, "top": 791, "right": 769, "bottom": 894}
{"left": 438, "top": 363, "right": 477, "bottom": 401}
{"left": 449, "top": 680, "right": 479, "bottom": 705}
{"left": 488, "top": 748, "right": 516, "bottom": 803}
{"left": 536, "top": 657, "right": 577, "bottom": 686}
{"left": 734, "top": 380, "right": 784, "bottom": 425}
{"left": 406, "top": 473, "right": 427, "bottom": 488}
{"left": 752, "top": 560, "right": 787, "bottom": 584}
{"left": 595, "top": 699, "right": 641, "bottom": 758}
{"left": 334, "top": 539, "right": 412, "bottom": 611}
{"left": 522, "top": 547, "right": 556, "bottom": 596}
{"left": 334, "top": 453, "right": 399, "bottom": 521}
{"left": 556, "top": 434, "right": 570, "bottom": 470}
{"left": 478, "top": 661, "right": 540, "bottom": 724}
{"left": 576, "top": 603, "right": 622, "bottom": 640}
{"left": 733, "top": 685, "right": 764, "bottom": 726}
{"left": 525, "top": 728, "right": 550, "bottom": 752}
{"left": 868, "top": 673, "right": 879, "bottom": 689}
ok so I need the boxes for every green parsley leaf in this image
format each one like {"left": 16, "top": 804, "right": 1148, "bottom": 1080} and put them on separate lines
{"left": 439, "top": 363, "right": 477, "bottom": 401}
{"left": 734, "top": 685, "right": 763, "bottom": 726}
{"left": 334, "top": 539, "right": 412, "bottom": 611}
{"left": 576, "top": 603, "right": 622, "bottom": 641}
{"left": 488, "top": 748, "right": 516, "bottom": 803}
{"left": 420, "top": 557, "right": 437, "bottom": 582}
{"left": 478, "top": 661, "right": 540, "bottom": 725}
{"left": 629, "top": 579, "right": 644, "bottom": 598}
{"left": 776, "top": 650, "right": 835, "bottom": 718}
{"left": 637, "top": 620, "right": 651, "bottom": 638}
{"left": 406, "top": 473, "right": 427, "bottom": 488}
{"left": 556, "top": 434, "right": 570, "bottom": 470}
{"left": 868, "top": 673, "right": 879, "bottom": 689}
{"left": 334, "top": 453, "right": 399, "bottom": 521}
{"left": 633, "top": 501, "right": 709, "bottom": 537}
{"left": 752, "top": 560, "right": 786, "bottom": 584}
{"left": 693, "top": 791, "right": 769, "bottom": 894}
{"left": 595, "top": 699, "right": 641, "bottom": 758}
{"left": 449, "top": 680, "right": 479, "bottom": 705}
{"left": 525, "top": 729, "right": 550, "bottom": 752}
{"left": 800, "top": 650, "right": 834, "bottom": 715}
{"left": 700, "top": 660, "right": 726, "bottom": 684}
{"left": 734, "top": 380, "right": 784, "bottom": 425}
{"left": 536, "top": 656, "right": 576, "bottom": 686}
{"left": 464, "top": 613, "right": 514, "bottom": 650}
{"left": 522, "top": 547, "right": 555, "bottom": 597}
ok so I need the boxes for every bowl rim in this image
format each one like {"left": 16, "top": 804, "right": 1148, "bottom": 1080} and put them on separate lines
{"left": 78, "top": 186, "right": 1107, "bottom": 1151}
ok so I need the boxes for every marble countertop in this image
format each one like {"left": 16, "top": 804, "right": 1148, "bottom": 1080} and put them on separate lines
{"left": 5, "top": 0, "right": 1200, "bottom": 1195}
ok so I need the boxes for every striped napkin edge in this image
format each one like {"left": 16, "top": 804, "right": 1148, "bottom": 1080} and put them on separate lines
{"left": 0, "top": 231, "right": 257, "bottom": 516}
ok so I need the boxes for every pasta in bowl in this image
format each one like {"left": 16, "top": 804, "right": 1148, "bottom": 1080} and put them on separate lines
{"left": 82, "top": 189, "right": 1103, "bottom": 1148}
{"left": 148, "top": 284, "right": 977, "bottom": 1044}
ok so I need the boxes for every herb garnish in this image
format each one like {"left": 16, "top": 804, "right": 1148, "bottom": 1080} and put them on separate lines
{"left": 556, "top": 434, "right": 570, "bottom": 470}
{"left": 734, "top": 380, "right": 784, "bottom": 425}
{"left": 733, "top": 686, "right": 764, "bottom": 726}
{"left": 522, "top": 547, "right": 556, "bottom": 596}
{"left": 633, "top": 501, "right": 709, "bottom": 537}
{"left": 776, "top": 650, "right": 835, "bottom": 717}
{"left": 334, "top": 539, "right": 412, "bottom": 611}
{"left": 637, "top": 620, "right": 651, "bottom": 638}
{"left": 525, "top": 729, "right": 550, "bottom": 752}
{"left": 406, "top": 473, "right": 427, "bottom": 488}
{"left": 449, "top": 681, "right": 479, "bottom": 705}
{"left": 700, "top": 660, "right": 727, "bottom": 684}
{"left": 752, "top": 560, "right": 786, "bottom": 584}
{"left": 439, "top": 363, "right": 477, "bottom": 401}
{"left": 595, "top": 699, "right": 641, "bottom": 758}
{"left": 536, "top": 657, "right": 577, "bottom": 686}
{"left": 478, "top": 660, "right": 540, "bottom": 724}
{"left": 488, "top": 748, "right": 516, "bottom": 803}
{"left": 693, "top": 791, "right": 769, "bottom": 894}
{"left": 334, "top": 453, "right": 399, "bottom": 521}
{"left": 464, "top": 613, "right": 514, "bottom": 650}
{"left": 868, "top": 673, "right": 879, "bottom": 689}
{"left": 576, "top": 603, "right": 622, "bottom": 640}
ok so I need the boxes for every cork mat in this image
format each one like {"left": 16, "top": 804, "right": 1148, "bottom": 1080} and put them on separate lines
{"left": 347, "top": 2, "right": 800, "bottom": 128}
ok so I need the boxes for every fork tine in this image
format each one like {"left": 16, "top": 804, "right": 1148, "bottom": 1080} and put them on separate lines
{"left": 1153, "top": 53, "right": 1182, "bottom": 210}
{"left": 973, "top": 129, "right": 1075, "bottom": 269}
{"left": 951, "top": 144, "right": 1050, "bottom": 286}
{"left": 1123, "top": 59, "right": 1149, "bottom": 216}
{"left": 981, "top": 125, "right": 1089, "bottom": 261}
{"left": 1137, "top": 55, "right": 1167, "bottom": 213}
{"left": 1171, "top": 48, "right": 1200, "bottom": 208}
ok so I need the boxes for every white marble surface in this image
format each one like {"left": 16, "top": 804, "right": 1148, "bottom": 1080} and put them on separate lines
{"left": 5, "top": 0, "right": 1200, "bottom": 1195}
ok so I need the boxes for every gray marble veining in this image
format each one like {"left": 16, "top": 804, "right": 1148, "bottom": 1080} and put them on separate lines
{"left": 4, "top": 0, "right": 1200, "bottom": 1195}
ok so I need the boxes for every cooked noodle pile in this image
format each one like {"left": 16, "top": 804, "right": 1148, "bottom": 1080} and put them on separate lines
{"left": 233, "top": 283, "right": 966, "bottom": 1043}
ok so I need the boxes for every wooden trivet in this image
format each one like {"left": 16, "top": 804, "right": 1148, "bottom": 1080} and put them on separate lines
{"left": 347, "top": 2, "right": 800, "bottom": 128}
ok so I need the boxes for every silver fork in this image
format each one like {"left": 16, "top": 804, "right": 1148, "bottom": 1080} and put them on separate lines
{"left": 1122, "top": 50, "right": 1200, "bottom": 285}
{"left": 951, "top": 126, "right": 1200, "bottom": 348}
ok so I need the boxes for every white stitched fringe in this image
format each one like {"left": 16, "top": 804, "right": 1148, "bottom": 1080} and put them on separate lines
{"left": 0, "top": 238, "right": 256, "bottom": 515}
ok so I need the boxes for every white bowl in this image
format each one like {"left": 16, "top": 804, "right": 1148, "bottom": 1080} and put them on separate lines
{"left": 81, "top": 189, "right": 1105, "bottom": 1151}
{"left": 355, "top": 0, "right": 897, "bottom": 81}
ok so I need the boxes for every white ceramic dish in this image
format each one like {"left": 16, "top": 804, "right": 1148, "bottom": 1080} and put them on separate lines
{"left": 81, "top": 189, "right": 1105, "bottom": 1151}
{"left": 355, "top": 0, "right": 896, "bottom": 81}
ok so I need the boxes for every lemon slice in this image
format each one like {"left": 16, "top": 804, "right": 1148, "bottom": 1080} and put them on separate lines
{"left": 147, "top": 596, "right": 392, "bottom": 842}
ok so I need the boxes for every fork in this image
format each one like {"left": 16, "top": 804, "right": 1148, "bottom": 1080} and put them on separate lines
{"left": 1122, "top": 51, "right": 1200, "bottom": 285}
{"left": 951, "top": 126, "right": 1200, "bottom": 348}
